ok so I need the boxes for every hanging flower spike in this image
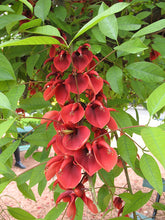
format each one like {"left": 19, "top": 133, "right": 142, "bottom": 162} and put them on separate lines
{"left": 66, "top": 73, "right": 89, "bottom": 94}
{"left": 74, "top": 143, "right": 101, "bottom": 176}
{"left": 150, "top": 49, "right": 161, "bottom": 61}
{"left": 72, "top": 44, "right": 93, "bottom": 72}
{"left": 92, "top": 140, "right": 117, "bottom": 172}
{"left": 85, "top": 100, "right": 110, "bottom": 128}
{"left": 62, "top": 124, "right": 90, "bottom": 151}
{"left": 54, "top": 50, "right": 71, "bottom": 72}
{"left": 61, "top": 102, "right": 85, "bottom": 124}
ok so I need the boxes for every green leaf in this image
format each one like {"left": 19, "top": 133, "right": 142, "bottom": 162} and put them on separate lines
{"left": 6, "top": 85, "right": 25, "bottom": 110}
{"left": 19, "top": 0, "right": 33, "bottom": 12}
{"left": 98, "top": 185, "right": 111, "bottom": 211}
{"left": 98, "top": 2, "right": 118, "bottom": 41}
{"left": 0, "top": 179, "right": 11, "bottom": 194}
{"left": 106, "top": 66, "right": 123, "bottom": 95}
{"left": 98, "top": 169, "right": 114, "bottom": 187}
{"left": 117, "top": 15, "right": 141, "bottom": 31}
{"left": 140, "top": 154, "right": 163, "bottom": 195}
{"left": 152, "top": 36, "right": 165, "bottom": 56}
{"left": 0, "top": 92, "right": 12, "bottom": 110}
{"left": 27, "top": 25, "right": 61, "bottom": 37}
{"left": 0, "top": 140, "right": 21, "bottom": 164}
{"left": 7, "top": 207, "right": 35, "bottom": 220}
{"left": 38, "top": 177, "right": 47, "bottom": 196}
{"left": 34, "top": 0, "right": 51, "bottom": 22}
{"left": 132, "top": 19, "right": 165, "bottom": 38}
{"left": 70, "top": 2, "right": 129, "bottom": 44}
{"left": 0, "top": 36, "right": 61, "bottom": 48}
{"left": 16, "top": 169, "right": 32, "bottom": 185}
{"left": 153, "top": 202, "right": 165, "bottom": 211}
{"left": 53, "top": 6, "right": 67, "bottom": 21}
{"left": 117, "top": 135, "right": 137, "bottom": 168}
{"left": 115, "top": 38, "right": 148, "bottom": 54}
{"left": 120, "top": 190, "right": 153, "bottom": 216}
{"left": 26, "top": 54, "right": 40, "bottom": 77}
{"left": 29, "top": 164, "right": 45, "bottom": 188}
{"left": 24, "top": 123, "right": 55, "bottom": 147}
{"left": 75, "top": 198, "right": 84, "bottom": 220}
{"left": 0, "top": 14, "right": 27, "bottom": 30}
{"left": 44, "top": 203, "right": 67, "bottom": 220}
{"left": 0, "top": 137, "right": 13, "bottom": 148}
{"left": 126, "top": 62, "right": 165, "bottom": 82}
{"left": 141, "top": 127, "right": 165, "bottom": 169}
{"left": 17, "top": 182, "right": 36, "bottom": 201}
{"left": 20, "top": 92, "right": 50, "bottom": 111}
{"left": 147, "top": 83, "right": 165, "bottom": 116}
{"left": 0, "top": 118, "right": 16, "bottom": 139}
{"left": 19, "top": 19, "right": 42, "bottom": 32}
{"left": 0, "top": 5, "right": 14, "bottom": 13}
{"left": 0, "top": 53, "right": 16, "bottom": 81}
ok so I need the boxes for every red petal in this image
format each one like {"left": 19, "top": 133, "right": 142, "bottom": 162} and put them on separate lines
{"left": 61, "top": 103, "right": 85, "bottom": 124}
{"left": 107, "top": 116, "right": 118, "bottom": 131}
{"left": 63, "top": 126, "right": 90, "bottom": 150}
{"left": 74, "top": 146, "right": 101, "bottom": 176}
{"left": 66, "top": 73, "right": 88, "bottom": 94}
{"left": 55, "top": 82, "right": 70, "bottom": 105}
{"left": 43, "top": 86, "right": 56, "bottom": 101}
{"left": 81, "top": 194, "right": 98, "bottom": 213}
{"left": 92, "top": 140, "right": 117, "bottom": 172}
{"left": 53, "top": 50, "right": 71, "bottom": 72}
{"left": 85, "top": 100, "right": 110, "bottom": 128}
{"left": 86, "top": 71, "right": 103, "bottom": 95}
{"left": 57, "top": 158, "right": 82, "bottom": 188}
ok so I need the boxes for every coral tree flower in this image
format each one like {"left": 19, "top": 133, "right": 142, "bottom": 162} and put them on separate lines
{"left": 61, "top": 103, "right": 85, "bottom": 124}
{"left": 92, "top": 140, "right": 117, "bottom": 172}
{"left": 150, "top": 49, "right": 161, "bottom": 61}
{"left": 85, "top": 100, "right": 110, "bottom": 128}
{"left": 56, "top": 183, "right": 98, "bottom": 220}
{"left": 54, "top": 50, "right": 71, "bottom": 72}
{"left": 72, "top": 44, "right": 93, "bottom": 72}
{"left": 45, "top": 155, "right": 82, "bottom": 189}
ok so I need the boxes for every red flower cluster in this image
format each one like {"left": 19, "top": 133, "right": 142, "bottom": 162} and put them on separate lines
{"left": 41, "top": 35, "right": 118, "bottom": 218}
{"left": 28, "top": 81, "right": 43, "bottom": 97}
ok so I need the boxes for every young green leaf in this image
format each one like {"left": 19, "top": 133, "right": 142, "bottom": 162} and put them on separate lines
{"left": 126, "top": 62, "right": 165, "bottom": 82}
{"left": 6, "top": 85, "right": 25, "bottom": 110}
{"left": 132, "top": 19, "right": 165, "bottom": 38}
{"left": 34, "top": 0, "right": 51, "bottom": 22}
{"left": 19, "top": 0, "right": 33, "bottom": 13}
{"left": 0, "top": 36, "right": 61, "bottom": 48}
{"left": 70, "top": 2, "right": 129, "bottom": 45}
{"left": 29, "top": 164, "right": 45, "bottom": 188}
{"left": 98, "top": 2, "right": 118, "bottom": 41}
{"left": 0, "top": 5, "right": 14, "bottom": 13}
{"left": 75, "top": 198, "right": 84, "bottom": 220}
{"left": 0, "top": 53, "right": 16, "bottom": 81}
{"left": 17, "top": 183, "right": 36, "bottom": 201}
{"left": 7, "top": 207, "right": 35, "bottom": 220}
{"left": 141, "top": 127, "right": 165, "bottom": 169}
{"left": 115, "top": 38, "right": 148, "bottom": 54}
{"left": 26, "top": 25, "right": 61, "bottom": 37}
{"left": 117, "top": 15, "right": 141, "bottom": 31}
{"left": 0, "top": 14, "right": 26, "bottom": 30}
{"left": 120, "top": 190, "right": 153, "bottom": 216}
{"left": 0, "top": 92, "right": 12, "bottom": 110}
{"left": 106, "top": 66, "right": 123, "bottom": 95}
{"left": 153, "top": 202, "right": 165, "bottom": 211}
{"left": 19, "top": 19, "right": 42, "bottom": 32}
{"left": 26, "top": 54, "right": 40, "bottom": 78}
{"left": 44, "top": 203, "right": 67, "bottom": 220}
{"left": 38, "top": 177, "right": 47, "bottom": 196}
{"left": 117, "top": 135, "right": 137, "bottom": 168}
{"left": 140, "top": 154, "right": 163, "bottom": 195}
{"left": 0, "top": 118, "right": 16, "bottom": 139}
{"left": 98, "top": 185, "right": 111, "bottom": 211}
{"left": 0, "top": 140, "right": 21, "bottom": 164}
{"left": 147, "top": 83, "right": 165, "bottom": 116}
